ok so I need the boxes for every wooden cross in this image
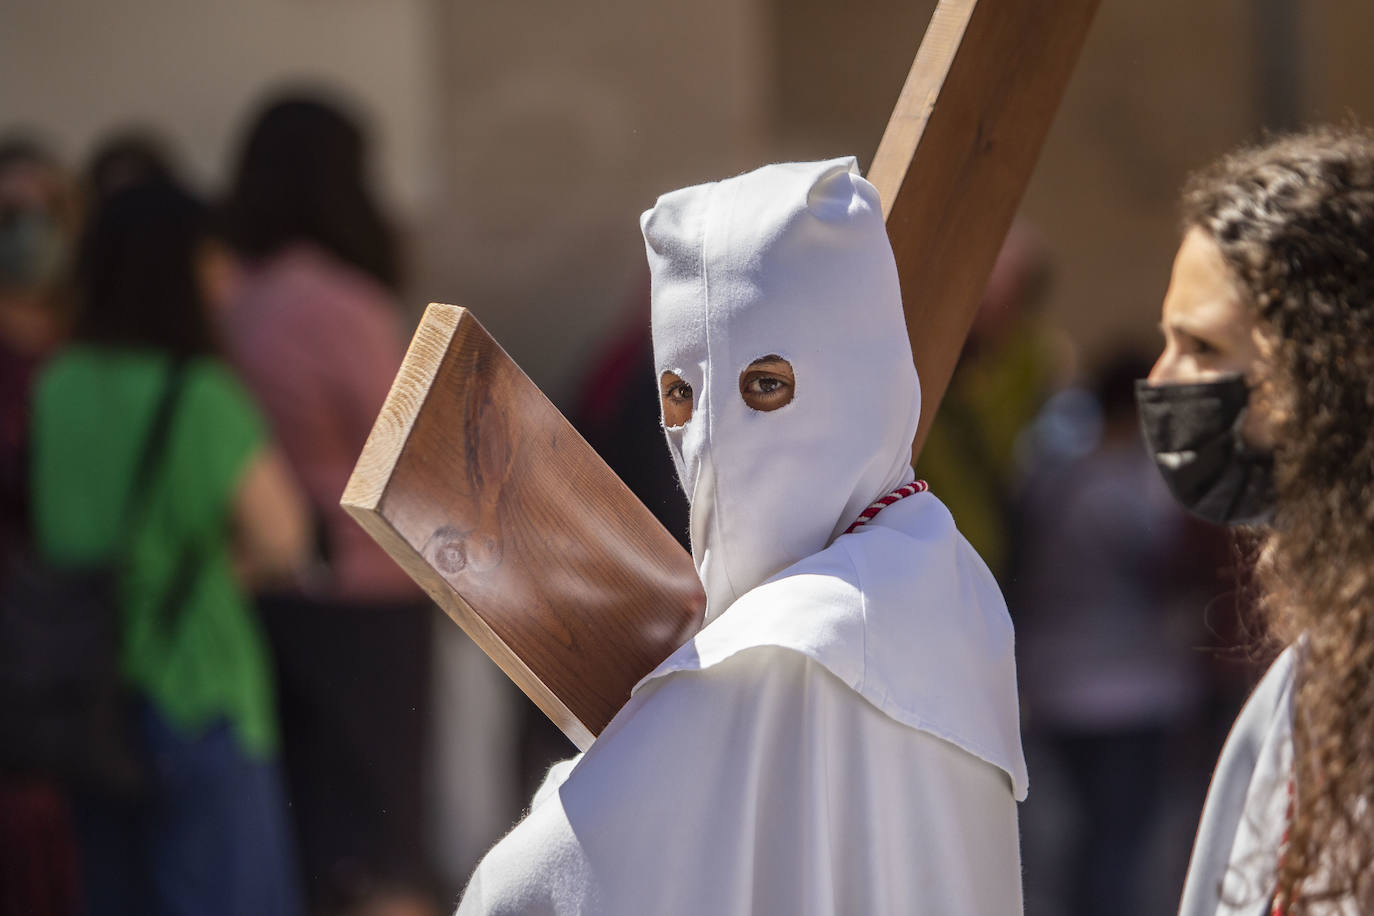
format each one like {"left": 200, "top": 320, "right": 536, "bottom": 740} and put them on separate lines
{"left": 341, "top": 0, "right": 1099, "bottom": 750}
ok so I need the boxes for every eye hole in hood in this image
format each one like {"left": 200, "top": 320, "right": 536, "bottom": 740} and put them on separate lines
{"left": 659, "top": 370, "right": 694, "bottom": 428}
{"left": 739, "top": 355, "right": 795, "bottom": 413}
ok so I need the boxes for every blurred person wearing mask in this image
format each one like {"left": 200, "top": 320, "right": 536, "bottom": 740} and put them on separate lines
{"left": 219, "top": 93, "right": 437, "bottom": 914}
{"left": 1137, "top": 126, "right": 1374, "bottom": 914}
{"left": 0, "top": 137, "right": 81, "bottom": 916}
{"left": 0, "top": 138, "right": 79, "bottom": 570}
{"left": 30, "top": 179, "right": 310, "bottom": 916}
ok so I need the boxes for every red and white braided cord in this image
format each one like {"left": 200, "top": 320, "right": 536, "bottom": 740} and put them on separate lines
{"left": 843, "top": 481, "right": 929, "bottom": 535}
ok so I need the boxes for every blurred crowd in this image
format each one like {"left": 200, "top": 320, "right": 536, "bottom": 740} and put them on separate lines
{"left": 0, "top": 92, "right": 455, "bottom": 916}
{"left": 1, "top": 87, "right": 1260, "bottom": 916}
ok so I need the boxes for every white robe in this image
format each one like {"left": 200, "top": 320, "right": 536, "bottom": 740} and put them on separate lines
{"left": 458, "top": 646, "right": 1021, "bottom": 916}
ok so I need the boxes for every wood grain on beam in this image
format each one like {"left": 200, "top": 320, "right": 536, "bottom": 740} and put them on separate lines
{"left": 867, "top": 0, "right": 1100, "bottom": 458}
{"left": 342, "top": 304, "right": 705, "bottom": 749}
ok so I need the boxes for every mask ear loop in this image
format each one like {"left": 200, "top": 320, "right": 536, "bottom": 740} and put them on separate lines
{"left": 1221, "top": 457, "right": 1253, "bottom": 524}
{"left": 1224, "top": 389, "right": 1277, "bottom": 525}
{"left": 1222, "top": 399, "right": 1254, "bottom": 523}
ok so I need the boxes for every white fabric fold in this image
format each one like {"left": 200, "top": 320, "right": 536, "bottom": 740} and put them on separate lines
{"left": 636, "top": 489, "right": 1028, "bottom": 799}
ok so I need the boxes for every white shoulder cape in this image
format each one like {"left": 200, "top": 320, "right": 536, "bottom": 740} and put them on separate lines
{"left": 638, "top": 490, "right": 1027, "bottom": 801}
{"left": 457, "top": 492, "right": 1026, "bottom": 915}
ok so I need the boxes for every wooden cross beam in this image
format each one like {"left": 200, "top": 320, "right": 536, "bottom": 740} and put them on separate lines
{"left": 342, "top": 0, "right": 1099, "bottom": 749}
{"left": 340, "top": 306, "right": 705, "bottom": 749}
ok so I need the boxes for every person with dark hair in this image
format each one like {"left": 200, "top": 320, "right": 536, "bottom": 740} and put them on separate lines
{"left": 84, "top": 129, "right": 177, "bottom": 204}
{"left": 1138, "top": 126, "right": 1374, "bottom": 914}
{"left": 219, "top": 92, "right": 437, "bottom": 913}
{"left": 72, "top": 184, "right": 216, "bottom": 356}
{"left": 222, "top": 95, "right": 399, "bottom": 291}
{"left": 30, "top": 179, "right": 310, "bottom": 916}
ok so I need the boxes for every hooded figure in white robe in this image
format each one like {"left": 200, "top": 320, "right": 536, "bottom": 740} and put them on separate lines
{"left": 457, "top": 157, "right": 1028, "bottom": 915}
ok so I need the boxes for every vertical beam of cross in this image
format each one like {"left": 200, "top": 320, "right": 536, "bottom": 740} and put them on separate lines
{"left": 866, "top": 0, "right": 1100, "bottom": 459}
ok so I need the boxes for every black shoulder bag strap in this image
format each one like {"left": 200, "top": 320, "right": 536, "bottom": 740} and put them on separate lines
{"left": 118, "top": 358, "right": 196, "bottom": 633}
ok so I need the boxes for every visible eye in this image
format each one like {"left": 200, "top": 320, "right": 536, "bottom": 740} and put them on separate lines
{"left": 739, "top": 355, "right": 795, "bottom": 413}
{"left": 1163, "top": 323, "right": 1222, "bottom": 359}
{"left": 1188, "top": 334, "right": 1218, "bottom": 356}
{"left": 660, "top": 371, "right": 694, "bottom": 427}
{"left": 744, "top": 376, "right": 785, "bottom": 395}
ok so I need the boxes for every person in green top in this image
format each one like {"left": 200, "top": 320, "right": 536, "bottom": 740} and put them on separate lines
{"left": 30, "top": 179, "right": 310, "bottom": 916}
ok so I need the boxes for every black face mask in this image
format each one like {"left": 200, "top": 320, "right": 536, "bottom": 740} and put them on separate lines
{"left": 1134, "top": 374, "right": 1276, "bottom": 527}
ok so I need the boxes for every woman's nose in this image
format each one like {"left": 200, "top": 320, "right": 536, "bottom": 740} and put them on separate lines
{"left": 1146, "top": 347, "right": 1177, "bottom": 385}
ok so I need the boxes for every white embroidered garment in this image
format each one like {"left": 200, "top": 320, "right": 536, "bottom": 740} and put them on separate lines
{"left": 457, "top": 158, "right": 1026, "bottom": 915}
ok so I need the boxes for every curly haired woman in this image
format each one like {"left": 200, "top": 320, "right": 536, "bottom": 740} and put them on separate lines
{"left": 1138, "top": 126, "right": 1374, "bottom": 915}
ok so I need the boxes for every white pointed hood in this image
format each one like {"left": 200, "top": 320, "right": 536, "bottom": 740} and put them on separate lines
{"left": 642, "top": 157, "right": 918, "bottom": 621}
{"left": 639, "top": 158, "right": 1028, "bottom": 800}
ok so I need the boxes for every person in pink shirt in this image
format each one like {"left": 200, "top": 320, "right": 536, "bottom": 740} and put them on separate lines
{"left": 219, "top": 94, "right": 438, "bottom": 916}
{"left": 224, "top": 242, "right": 413, "bottom": 602}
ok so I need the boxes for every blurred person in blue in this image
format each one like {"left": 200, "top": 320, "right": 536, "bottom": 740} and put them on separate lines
{"left": 29, "top": 178, "right": 310, "bottom": 916}
{"left": 219, "top": 93, "right": 438, "bottom": 915}
{"left": 1013, "top": 351, "right": 1223, "bottom": 916}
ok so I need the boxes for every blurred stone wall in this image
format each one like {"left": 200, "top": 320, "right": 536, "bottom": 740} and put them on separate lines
{"left": 0, "top": 0, "right": 436, "bottom": 214}
{"left": 5, "top": 0, "right": 1374, "bottom": 392}
{"left": 414, "top": 0, "right": 771, "bottom": 400}
{"left": 765, "top": 0, "right": 1374, "bottom": 375}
